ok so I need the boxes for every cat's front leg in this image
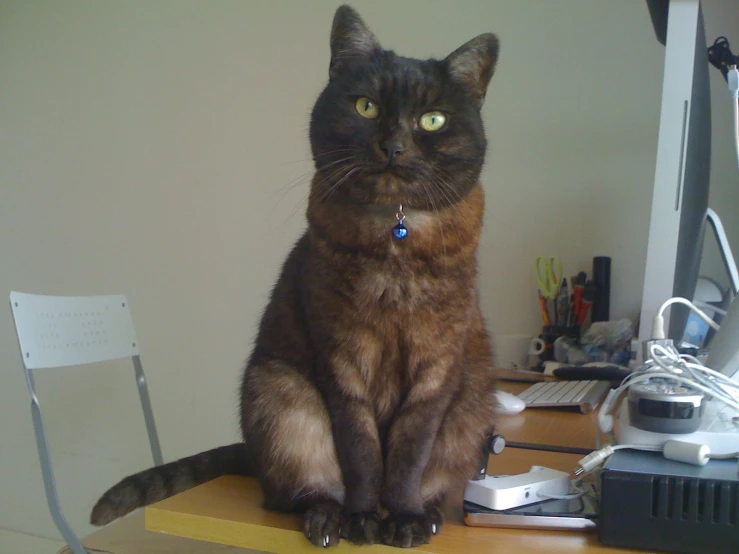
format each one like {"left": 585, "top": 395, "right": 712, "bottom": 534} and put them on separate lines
{"left": 321, "top": 374, "right": 383, "bottom": 545}
{"left": 379, "top": 361, "right": 454, "bottom": 547}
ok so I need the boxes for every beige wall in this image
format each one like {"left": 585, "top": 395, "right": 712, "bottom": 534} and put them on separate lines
{"left": 0, "top": 0, "right": 736, "bottom": 545}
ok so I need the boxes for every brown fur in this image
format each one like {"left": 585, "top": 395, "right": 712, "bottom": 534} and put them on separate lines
{"left": 241, "top": 178, "right": 497, "bottom": 546}
{"left": 91, "top": 5, "right": 499, "bottom": 549}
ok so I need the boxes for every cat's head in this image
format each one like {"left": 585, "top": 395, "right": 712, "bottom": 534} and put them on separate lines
{"left": 309, "top": 5, "right": 498, "bottom": 211}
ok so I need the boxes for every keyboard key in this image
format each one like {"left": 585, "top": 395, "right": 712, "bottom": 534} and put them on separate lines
{"left": 559, "top": 381, "right": 593, "bottom": 403}
{"left": 532, "top": 382, "right": 570, "bottom": 403}
{"left": 517, "top": 382, "right": 547, "bottom": 402}
{"left": 568, "top": 380, "right": 597, "bottom": 403}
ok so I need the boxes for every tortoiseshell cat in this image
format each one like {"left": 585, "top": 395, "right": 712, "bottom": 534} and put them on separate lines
{"left": 91, "top": 5, "right": 499, "bottom": 548}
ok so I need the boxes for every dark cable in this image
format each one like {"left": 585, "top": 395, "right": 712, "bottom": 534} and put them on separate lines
{"left": 708, "top": 36, "right": 739, "bottom": 82}
{"left": 505, "top": 440, "right": 593, "bottom": 456}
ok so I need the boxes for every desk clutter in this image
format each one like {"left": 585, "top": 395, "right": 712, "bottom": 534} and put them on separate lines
{"left": 533, "top": 255, "right": 632, "bottom": 370}
{"left": 139, "top": 372, "right": 739, "bottom": 554}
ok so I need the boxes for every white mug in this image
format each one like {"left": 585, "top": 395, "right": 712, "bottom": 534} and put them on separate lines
{"left": 494, "top": 334, "right": 538, "bottom": 369}
{"left": 529, "top": 337, "right": 545, "bottom": 356}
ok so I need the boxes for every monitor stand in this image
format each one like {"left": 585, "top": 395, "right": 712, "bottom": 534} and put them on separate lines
{"left": 706, "top": 208, "right": 739, "bottom": 295}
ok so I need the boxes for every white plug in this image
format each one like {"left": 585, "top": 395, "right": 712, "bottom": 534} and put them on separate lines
{"left": 651, "top": 297, "right": 720, "bottom": 342}
{"left": 651, "top": 314, "right": 666, "bottom": 339}
{"left": 663, "top": 440, "right": 711, "bottom": 466}
{"left": 574, "top": 440, "right": 718, "bottom": 475}
{"left": 597, "top": 388, "right": 619, "bottom": 434}
{"left": 728, "top": 65, "right": 739, "bottom": 99}
{"left": 464, "top": 466, "right": 570, "bottom": 511}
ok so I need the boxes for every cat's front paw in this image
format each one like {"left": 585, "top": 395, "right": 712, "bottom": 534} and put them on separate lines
{"left": 340, "top": 511, "right": 381, "bottom": 545}
{"left": 427, "top": 505, "right": 444, "bottom": 535}
{"left": 304, "top": 501, "right": 342, "bottom": 548}
{"left": 381, "top": 512, "right": 434, "bottom": 548}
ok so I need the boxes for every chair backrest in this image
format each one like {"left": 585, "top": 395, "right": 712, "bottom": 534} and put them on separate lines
{"left": 9, "top": 292, "right": 160, "bottom": 554}
{"left": 10, "top": 292, "right": 140, "bottom": 370}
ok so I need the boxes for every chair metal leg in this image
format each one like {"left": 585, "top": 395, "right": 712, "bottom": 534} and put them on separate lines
{"left": 26, "top": 370, "right": 89, "bottom": 554}
{"left": 132, "top": 355, "right": 163, "bottom": 466}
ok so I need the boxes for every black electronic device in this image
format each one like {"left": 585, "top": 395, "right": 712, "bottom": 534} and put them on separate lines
{"left": 552, "top": 365, "right": 630, "bottom": 382}
{"left": 626, "top": 380, "right": 705, "bottom": 434}
{"left": 600, "top": 449, "right": 739, "bottom": 553}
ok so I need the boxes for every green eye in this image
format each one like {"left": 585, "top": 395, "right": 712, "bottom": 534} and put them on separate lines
{"left": 355, "top": 97, "right": 379, "bottom": 118}
{"left": 419, "top": 111, "right": 447, "bottom": 132}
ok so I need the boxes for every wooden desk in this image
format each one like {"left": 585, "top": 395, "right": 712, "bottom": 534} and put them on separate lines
{"left": 491, "top": 381, "right": 600, "bottom": 451}
{"left": 63, "top": 381, "right": 634, "bottom": 554}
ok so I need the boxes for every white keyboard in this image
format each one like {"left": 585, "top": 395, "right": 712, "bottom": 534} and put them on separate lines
{"left": 517, "top": 380, "right": 611, "bottom": 414}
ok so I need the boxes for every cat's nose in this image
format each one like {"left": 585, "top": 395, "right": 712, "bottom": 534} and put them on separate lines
{"left": 380, "top": 140, "right": 405, "bottom": 164}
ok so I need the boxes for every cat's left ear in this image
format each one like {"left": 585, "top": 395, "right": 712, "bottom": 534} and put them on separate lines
{"left": 329, "top": 5, "right": 381, "bottom": 77}
{"left": 445, "top": 33, "right": 500, "bottom": 108}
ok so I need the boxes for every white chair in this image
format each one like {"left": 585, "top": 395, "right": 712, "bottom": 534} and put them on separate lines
{"left": 9, "top": 292, "right": 163, "bottom": 554}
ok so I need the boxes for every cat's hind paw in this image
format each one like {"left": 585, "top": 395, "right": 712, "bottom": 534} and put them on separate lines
{"left": 381, "top": 512, "right": 434, "bottom": 548}
{"left": 303, "top": 501, "right": 342, "bottom": 548}
{"left": 340, "top": 511, "right": 381, "bottom": 545}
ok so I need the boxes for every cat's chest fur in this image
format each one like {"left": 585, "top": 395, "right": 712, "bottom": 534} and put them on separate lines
{"left": 334, "top": 244, "right": 472, "bottom": 423}
{"left": 306, "top": 186, "right": 483, "bottom": 423}
{"left": 359, "top": 213, "right": 468, "bottom": 303}
{"left": 357, "top": 257, "right": 434, "bottom": 308}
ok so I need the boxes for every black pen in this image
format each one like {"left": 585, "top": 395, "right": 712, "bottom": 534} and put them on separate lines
{"left": 556, "top": 278, "right": 569, "bottom": 332}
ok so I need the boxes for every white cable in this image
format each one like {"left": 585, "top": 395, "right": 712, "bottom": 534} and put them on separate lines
{"left": 605, "top": 369, "right": 739, "bottom": 414}
{"left": 574, "top": 441, "right": 739, "bottom": 475}
{"left": 651, "top": 297, "right": 720, "bottom": 339}
{"left": 693, "top": 300, "right": 728, "bottom": 317}
{"left": 574, "top": 444, "right": 660, "bottom": 475}
{"left": 597, "top": 335, "right": 739, "bottom": 435}
{"left": 680, "top": 353, "right": 703, "bottom": 365}
{"left": 538, "top": 487, "right": 586, "bottom": 500}
{"left": 537, "top": 477, "right": 594, "bottom": 500}
{"left": 648, "top": 343, "right": 739, "bottom": 406}
{"left": 728, "top": 66, "right": 739, "bottom": 172}
{"left": 646, "top": 369, "right": 739, "bottom": 412}
{"left": 598, "top": 296, "right": 737, "bottom": 435}
{"left": 709, "top": 452, "right": 739, "bottom": 460}
{"left": 733, "top": 96, "right": 739, "bottom": 172}
{"left": 730, "top": 65, "right": 739, "bottom": 98}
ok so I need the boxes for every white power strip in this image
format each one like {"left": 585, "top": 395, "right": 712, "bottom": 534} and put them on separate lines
{"left": 463, "top": 466, "right": 571, "bottom": 511}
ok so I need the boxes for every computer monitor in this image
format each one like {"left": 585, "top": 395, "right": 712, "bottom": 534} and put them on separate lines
{"left": 638, "top": 0, "right": 711, "bottom": 351}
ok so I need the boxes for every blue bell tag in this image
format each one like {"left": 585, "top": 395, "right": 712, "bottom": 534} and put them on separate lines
{"left": 392, "top": 221, "right": 408, "bottom": 240}
{"left": 393, "top": 204, "right": 408, "bottom": 240}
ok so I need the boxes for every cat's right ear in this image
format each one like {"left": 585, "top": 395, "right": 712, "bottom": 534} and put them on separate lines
{"left": 329, "top": 5, "right": 381, "bottom": 77}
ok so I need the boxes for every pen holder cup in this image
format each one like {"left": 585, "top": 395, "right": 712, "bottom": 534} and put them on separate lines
{"left": 537, "top": 326, "right": 581, "bottom": 364}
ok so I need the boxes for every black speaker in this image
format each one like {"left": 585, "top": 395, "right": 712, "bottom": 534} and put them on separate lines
{"left": 601, "top": 450, "right": 739, "bottom": 554}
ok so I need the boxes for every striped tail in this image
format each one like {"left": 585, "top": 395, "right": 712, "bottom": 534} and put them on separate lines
{"left": 90, "top": 442, "right": 252, "bottom": 526}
